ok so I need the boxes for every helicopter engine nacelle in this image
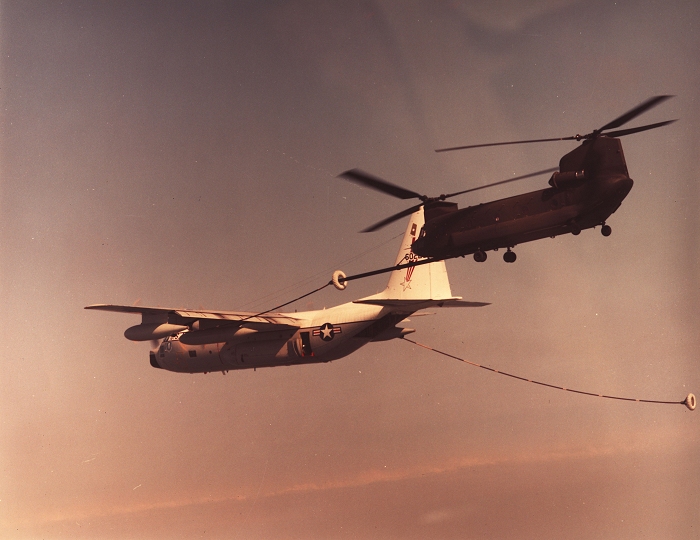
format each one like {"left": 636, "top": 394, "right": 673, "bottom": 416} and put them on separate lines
{"left": 548, "top": 170, "right": 585, "bottom": 189}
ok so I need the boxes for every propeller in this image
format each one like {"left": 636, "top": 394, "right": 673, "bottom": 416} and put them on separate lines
{"left": 338, "top": 167, "right": 558, "bottom": 232}
{"left": 435, "top": 95, "right": 677, "bottom": 152}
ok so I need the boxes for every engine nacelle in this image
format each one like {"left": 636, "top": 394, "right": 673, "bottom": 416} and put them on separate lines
{"left": 124, "top": 323, "right": 188, "bottom": 341}
{"left": 548, "top": 170, "right": 585, "bottom": 189}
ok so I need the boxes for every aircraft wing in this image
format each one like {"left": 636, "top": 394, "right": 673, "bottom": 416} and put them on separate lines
{"left": 85, "top": 304, "right": 301, "bottom": 343}
{"left": 353, "top": 298, "right": 490, "bottom": 309}
{"left": 85, "top": 304, "right": 302, "bottom": 325}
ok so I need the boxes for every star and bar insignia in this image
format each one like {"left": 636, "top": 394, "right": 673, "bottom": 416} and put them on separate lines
{"left": 312, "top": 322, "right": 342, "bottom": 342}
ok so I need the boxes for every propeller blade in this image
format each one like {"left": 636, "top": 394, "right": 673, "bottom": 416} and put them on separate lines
{"left": 338, "top": 168, "right": 423, "bottom": 200}
{"left": 435, "top": 137, "right": 576, "bottom": 153}
{"left": 361, "top": 203, "right": 425, "bottom": 233}
{"left": 598, "top": 95, "right": 674, "bottom": 133}
{"left": 602, "top": 119, "right": 677, "bottom": 138}
{"left": 443, "top": 167, "right": 559, "bottom": 199}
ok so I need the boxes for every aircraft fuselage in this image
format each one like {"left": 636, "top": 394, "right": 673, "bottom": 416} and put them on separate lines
{"left": 412, "top": 137, "right": 634, "bottom": 259}
{"left": 149, "top": 302, "right": 409, "bottom": 373}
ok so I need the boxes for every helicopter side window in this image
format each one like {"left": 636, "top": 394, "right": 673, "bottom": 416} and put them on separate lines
{"left": 419, "top": 227, "right": 427, "bottom": 238}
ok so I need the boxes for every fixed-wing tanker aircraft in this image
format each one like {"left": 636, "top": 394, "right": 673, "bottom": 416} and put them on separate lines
{"left": 86, "top": 208, "right": 488, "bottom": 373}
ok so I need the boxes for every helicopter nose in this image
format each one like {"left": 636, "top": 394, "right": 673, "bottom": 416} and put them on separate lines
{"left": 150, "top": 351, "right": 163, "bottom": 369}
{"left": 411, "top": 236, "right": 430, "bottom": 257}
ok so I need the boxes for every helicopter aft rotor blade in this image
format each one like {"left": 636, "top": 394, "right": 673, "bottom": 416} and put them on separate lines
{"left": 443, "top": 167, "right": 559, "bottom": 199}
{"left": 435, "top": 95, "right": 676, "bottom": 152}
{"left": 603, "top": 119, "right": 678, "bottom": 139}
{"left": 435, "top": 137, "right": 575, "bottom": 152}
{"left": 596, "top": 95, "right": 673, "bottom": 133}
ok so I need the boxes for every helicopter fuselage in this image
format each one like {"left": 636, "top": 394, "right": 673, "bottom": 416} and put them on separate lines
{"left": 412, "top": 137, "right": 634, "bottom": 260}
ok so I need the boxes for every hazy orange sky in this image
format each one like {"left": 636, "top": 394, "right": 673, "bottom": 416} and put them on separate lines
{"left": 1, "top": 1, "right": 698, "bottom": 538}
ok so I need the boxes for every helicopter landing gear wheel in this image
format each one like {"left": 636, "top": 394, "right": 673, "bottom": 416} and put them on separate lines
{"left": 601, "top": 224, "right": 612, "bottom": 237}
{"left": 569, "top": 221, "right": 581, "bottom": 235}
{"left": 503, "top": 249, "right": 516, "bottom": 263}
{"left": 473, "top": 250, "right": 487, "bottom": 263}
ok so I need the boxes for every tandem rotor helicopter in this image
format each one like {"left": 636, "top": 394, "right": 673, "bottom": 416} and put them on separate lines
{"left": 338, "top": 95, "right": 676, "bottom": 264}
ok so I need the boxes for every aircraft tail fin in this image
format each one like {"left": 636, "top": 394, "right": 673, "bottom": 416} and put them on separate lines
{"left": 378, "top": 207, "right": 456, "bottom": 301}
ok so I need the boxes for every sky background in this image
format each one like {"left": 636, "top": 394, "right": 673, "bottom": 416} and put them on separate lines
{"left": 1, "top": 1, "right": 698, "bottom": 538}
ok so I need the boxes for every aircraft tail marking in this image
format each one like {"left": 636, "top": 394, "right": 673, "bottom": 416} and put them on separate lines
{"left": 380, "top": 206, "right": 455, "bottom": 301}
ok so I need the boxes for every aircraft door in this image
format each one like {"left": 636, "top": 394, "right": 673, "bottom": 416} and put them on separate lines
{"left": 291, "top": 332, "right": 313, "bottom": 357}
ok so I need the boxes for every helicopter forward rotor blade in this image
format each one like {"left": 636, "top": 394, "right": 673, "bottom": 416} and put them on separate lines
{"left": 338, "top": 169, "right": 423, "bottom": 200}
{"left": 361, "top": 203, "right": 425, "bottom": 233}
{"left": 602, "top": 119, "right": 677, "bottom": 138}
{"left": 360, "top": 167, "right": 558, "bottom": 232}
{"left": 597, "top": 95, "right": 674, "bottom": 133}
{"left": 443, "top": 167, "right": 559, "bottom": 199}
